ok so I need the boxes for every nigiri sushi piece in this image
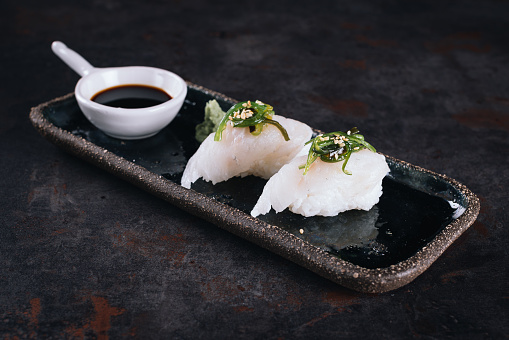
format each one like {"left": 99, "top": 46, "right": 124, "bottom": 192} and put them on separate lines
{"left": 181, "top": 100, "right": 313, "bottom": 189}
{"left": 251, "top": 128, "right": 390, "bottom": 217}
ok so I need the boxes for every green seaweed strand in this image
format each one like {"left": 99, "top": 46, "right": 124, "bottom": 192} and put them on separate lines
{"left": 214, "top": 100, "right": 290, "bottom": 142}
{"left": 299, "top": 127, "right": 376, "bottom": 175}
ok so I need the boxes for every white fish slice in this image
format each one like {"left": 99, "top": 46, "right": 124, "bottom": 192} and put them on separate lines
{"left": 181, "top": 116, "right": 312, "bottom": 189}
{"left": 251, "top": 149, "right": 390, "bottom": 217}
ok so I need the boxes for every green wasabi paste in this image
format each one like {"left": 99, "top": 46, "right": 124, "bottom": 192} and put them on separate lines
{"left": 195, "top": 100, "right": 226, "bottom": 142}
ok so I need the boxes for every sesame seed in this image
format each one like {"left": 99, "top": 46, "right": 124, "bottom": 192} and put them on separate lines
{"left": 299, "top": 229, "right": 304, "bottom": 234}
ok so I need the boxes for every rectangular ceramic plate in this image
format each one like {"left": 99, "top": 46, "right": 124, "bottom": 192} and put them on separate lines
{"left": 30, "top": 83, "right": 479, "bottom": 293}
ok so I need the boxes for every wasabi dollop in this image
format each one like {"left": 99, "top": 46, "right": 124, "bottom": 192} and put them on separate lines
{"left": 195, "top": 100, "right": 226, "bottom": 142}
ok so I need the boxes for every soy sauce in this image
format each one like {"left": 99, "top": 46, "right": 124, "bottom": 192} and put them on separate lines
{"left": 91, "top": 84, "right": 172, "bottom": 108}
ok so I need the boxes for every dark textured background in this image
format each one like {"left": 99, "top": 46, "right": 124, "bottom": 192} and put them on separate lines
{"left": 1, "top": 0, "right": 508, "bottom": 338}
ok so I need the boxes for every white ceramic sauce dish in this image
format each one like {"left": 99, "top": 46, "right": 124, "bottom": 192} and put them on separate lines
{"left": 52, "top": 41, "right": 187, "bottom": 140}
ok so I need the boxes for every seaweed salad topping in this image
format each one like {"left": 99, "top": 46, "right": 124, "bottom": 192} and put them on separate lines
{"left": 214, "top": 100, "right": 290, "bottom": 142}
{"left": 300, "top": 127, "right": 376, "bottom": 175}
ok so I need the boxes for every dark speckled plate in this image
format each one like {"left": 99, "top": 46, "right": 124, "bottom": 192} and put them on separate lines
{"left": 30, "top": 83, "right": 479, "bottom": 293}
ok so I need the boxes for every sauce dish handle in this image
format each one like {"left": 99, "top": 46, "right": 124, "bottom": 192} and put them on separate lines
{"left": 51, "top": 41, "right": 97, "bottom": 77}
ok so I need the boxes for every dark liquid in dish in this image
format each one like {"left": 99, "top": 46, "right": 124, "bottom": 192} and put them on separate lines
{"left": 91, "top": 84, "right": 172, "bottom": 108}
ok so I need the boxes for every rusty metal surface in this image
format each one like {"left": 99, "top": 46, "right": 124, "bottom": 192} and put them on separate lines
{"left": 1, "top": 0, "right": 508, "bottom": 338}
